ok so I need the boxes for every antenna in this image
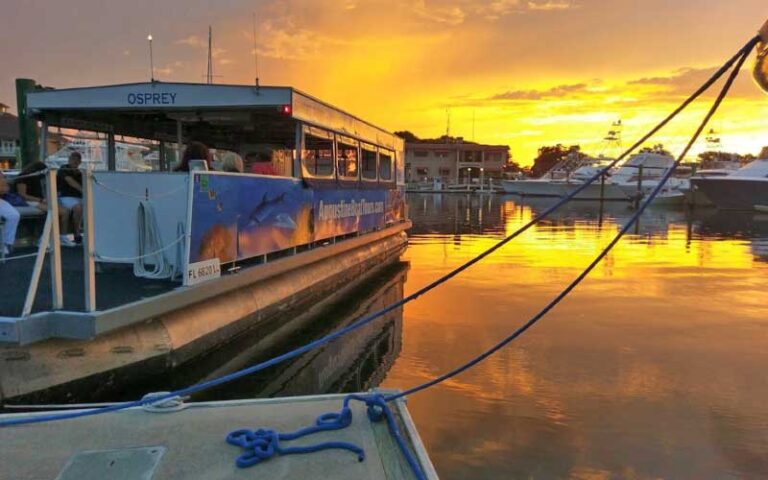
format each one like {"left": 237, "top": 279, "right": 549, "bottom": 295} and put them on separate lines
{"left": 252, "top": 12, "right": 260, "bottom": 90}
{"left": 445, "top": 109, "right": 451, "bottom": 138}
{"left": 147, "top": 34, "right": 155, "bottom": 82}
{"left": 201, "top": 26, "right": 222, "bottom": 84}
{"left": 206, "top": 26, "right": 213, "bottom": 84}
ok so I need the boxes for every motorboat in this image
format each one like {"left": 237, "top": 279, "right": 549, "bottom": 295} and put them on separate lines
{"left": 691, "top": 158, "right": 768, "bottom": 211}
{"left": 503, "top": 151, "right": 686, "bottom": 204}
{"left": 501, "top": 154, "right": 610, "bottom": 197}
{"left": 681, "top": 154, "right": 745, "bottom": 206}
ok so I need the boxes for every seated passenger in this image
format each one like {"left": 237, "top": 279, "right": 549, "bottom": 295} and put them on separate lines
{"left": 0, "top": 171, "right": 20, "bottom": 255}
{"left": 15, "top": 161, "right": 48, "bottom": 211}
{"left": 57, "top": 152, "right": 83, "bottom": 246}
{"left": 16, "top": 160, "right": 71, "bottom": 233}
{"left": 222, "top": 155, "right": 244, "bottom": 173}
{"left": 174, "top": 141, "right": 212, "bottom": 172}
{"left": 249, "top": 152, "right": 277, "bottom": 176}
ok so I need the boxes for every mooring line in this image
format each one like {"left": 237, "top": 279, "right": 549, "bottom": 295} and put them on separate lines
{"left": 220, "top": 40, "right": 755, "bottom": 480}
{"left": 387, "top": 39, "right": 755, "bottom": 402}
{"left": 0, "top": 35, "right": 759, "bottom": 429}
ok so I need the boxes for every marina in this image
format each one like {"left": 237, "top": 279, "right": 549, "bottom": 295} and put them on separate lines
{"left": 4, "top": 194, "right": 768, "bottom": 478}
{"left": 1, "top": 3, "right": 768, "bottom": 479}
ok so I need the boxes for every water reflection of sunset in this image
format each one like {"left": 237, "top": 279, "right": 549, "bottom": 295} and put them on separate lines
{"left": 384, "top": 194, "right": 768, "bottom": 479}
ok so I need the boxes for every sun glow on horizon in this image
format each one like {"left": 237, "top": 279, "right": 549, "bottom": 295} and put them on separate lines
{"left": 3, "top": 0, "right": 767, "bottom": 165}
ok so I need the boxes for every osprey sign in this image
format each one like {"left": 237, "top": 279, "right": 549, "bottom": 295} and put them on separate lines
{"left": 127, "top": 92, "right": 178, "bottom": 105}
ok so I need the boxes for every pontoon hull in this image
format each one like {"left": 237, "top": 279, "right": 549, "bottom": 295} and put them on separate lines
{"left": 0, "top": 225, "right": 409, "bottom": 403}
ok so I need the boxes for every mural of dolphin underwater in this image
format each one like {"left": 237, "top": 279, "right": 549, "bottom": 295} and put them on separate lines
{"left": 244, "top": 192, "right": 296, "bottom": 229}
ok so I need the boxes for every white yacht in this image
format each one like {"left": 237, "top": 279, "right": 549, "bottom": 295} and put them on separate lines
{"left": 503, "top": 151, "right": 686, "bottom": 203}
{"left": 691, "top": 158, "right": 768, "bottom": 211}
{"left": 501, "top": 154, "right": 610, "bottom": 198}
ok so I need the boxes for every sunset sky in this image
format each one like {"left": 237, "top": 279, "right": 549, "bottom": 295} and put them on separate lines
{"left": 2, "top": 0, "right": 767, "bottom": 164}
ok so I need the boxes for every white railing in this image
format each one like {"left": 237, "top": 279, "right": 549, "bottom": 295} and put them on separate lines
{"left": 0, "top": 146, "right": 19, "bottom": 157}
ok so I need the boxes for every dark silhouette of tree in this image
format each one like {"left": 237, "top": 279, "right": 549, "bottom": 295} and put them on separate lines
{"left": 394, "top": 130, "right": 420, "bottom": 143}
{"left": 503, "top": 159, "right": 523, "bottom": 173}
{"left": 639, "top": 143, "right": 671, "bottom": 155}
{"left": 531, "top": 144, "right": 582, "bottom": 178}
{"left": 395, "top": 131, "right": 480, "bottom": 144}
{"left": 697, "top": 150, "right": 746, "bottom": 169}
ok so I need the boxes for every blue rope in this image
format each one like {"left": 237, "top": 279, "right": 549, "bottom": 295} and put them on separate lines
{"left": 0, "top": 35, "right": 758, "bottom": 430}
{"left": 386, "top": 35, "right": 755, "bottom": 403}
{"left": 225, "top": 39, "right": 755, "bottom": 480}
{"left": 225, "top": 402, "right": 364, "bottom": 468}
{"left": 226, "top": 393, "right": 426, "bottom": 479}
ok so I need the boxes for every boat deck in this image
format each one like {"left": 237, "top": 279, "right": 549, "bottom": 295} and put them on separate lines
{"left": 0, "top": 392, "right": 437, "bottom": 479}
{"left": 0, "top": 247, "right": 177, "bottom": 317}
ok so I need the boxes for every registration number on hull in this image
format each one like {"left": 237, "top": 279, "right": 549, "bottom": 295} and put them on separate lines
{"left": 186, "top": 258, "right": 221, "bottom": 286}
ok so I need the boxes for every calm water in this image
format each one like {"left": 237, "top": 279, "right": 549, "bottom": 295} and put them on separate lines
{"left": 53, "top": 193, "right": 768, "bottom": 478}
{"left": 383, "top": 194, "right": 768, "bottom": 479}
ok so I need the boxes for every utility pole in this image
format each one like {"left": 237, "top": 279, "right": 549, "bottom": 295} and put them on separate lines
{"left": 148, "top": 34, "right": 155, "bottom": 81}
{"left": 206, "top": 26, "right": 214, "bottom": 84}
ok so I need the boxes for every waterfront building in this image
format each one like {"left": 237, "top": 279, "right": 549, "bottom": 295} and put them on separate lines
{"left": 0, "top": 103, "right": 19, "bottom": 169}
{"left": 405, "top": 138, "right": 510, "bottom": 186}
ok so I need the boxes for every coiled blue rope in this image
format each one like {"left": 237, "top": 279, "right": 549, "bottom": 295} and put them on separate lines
{"left": 0, "top": 36, "right": 758, "bottom": 434}
{"left": 225, "top": 399, "right": 364, "bottom": 468}
{"left": 226, "top": 393, "right": 426, "bottom": 479}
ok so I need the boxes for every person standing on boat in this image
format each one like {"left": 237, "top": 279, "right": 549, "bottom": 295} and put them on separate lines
{"left": 0, "top": 171, "right": 20, "bottom": 255}
{"left": 755, "top": 20, "right": 768, "bottom": 93}
{"left": 174, "top": 141, "right": 212, "bottom": 172}
{"left": 57, "top": 151, "right": 83, "bottom": 246}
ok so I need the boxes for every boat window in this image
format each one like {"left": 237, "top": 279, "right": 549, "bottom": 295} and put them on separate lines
{"left": 379, "top": 149, "right": 393, "bottom": 181}
{"left": 361, "top": 145, "right": 377, "bottom": 181}
{"left": 302, "top": 132, "right": 335, "bottom": 178}
{"left": 336, "top": 137, "right": 359, "bottom": 180}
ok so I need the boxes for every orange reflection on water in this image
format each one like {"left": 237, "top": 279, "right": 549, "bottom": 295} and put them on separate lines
{"left": 384, "top": 194, "right": 768, "bottom": 479}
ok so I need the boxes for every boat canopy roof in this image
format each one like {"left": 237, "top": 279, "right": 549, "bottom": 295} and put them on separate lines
{"left": 731, "top": 158, "right": 768, "bottom": 178}
{"left": 26, "top": 82, "right": 403, "bottom": 152}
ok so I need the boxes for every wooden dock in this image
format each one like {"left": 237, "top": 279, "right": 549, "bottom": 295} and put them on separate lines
{"left": 0, "top": 392, "right": 438, "bottom": 479}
